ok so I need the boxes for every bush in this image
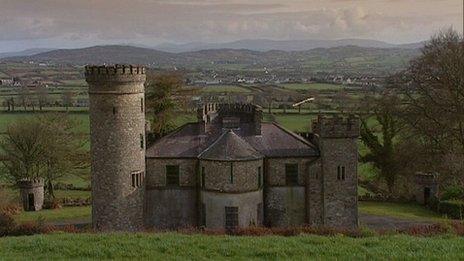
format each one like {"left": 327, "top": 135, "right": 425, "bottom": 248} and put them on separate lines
{"left": 0, "top": 213, "right": 16, "bottom": 236}
{"left": 441, "top": 184, "right": 464, "bottom": 201}
{"left": 439, "top": 200, "right": 464, "bottom": 219}
{"left": 398, "top": 223, "right": 451, "bottom": 236}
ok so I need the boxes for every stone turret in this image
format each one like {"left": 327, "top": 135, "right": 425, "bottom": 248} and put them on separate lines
{"left": 86, "top": 65, "right": 146, "bottom": 231}
{"left": 312, "top": 114, "right": 360, "bottom": 228}
{"left": 18, "top": 178, "right": 44, "bottom": 211}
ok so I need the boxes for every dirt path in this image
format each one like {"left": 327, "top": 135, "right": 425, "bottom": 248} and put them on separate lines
{"left": 359, "top": 213, "right": 435, "bottom": 230}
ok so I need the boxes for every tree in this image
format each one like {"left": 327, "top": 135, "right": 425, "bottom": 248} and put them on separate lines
{"left": 18, "top": 86, "right": 30, "bottom": 111}
{"left": 35, "top": 85, "right": 49, "bottom": 111}
{"left": 145, "top": 72, "right": 184, "bottom": 138}
{"left": 396, "top": 29, "right": 464, "bottom": 184}
{"left": 0, "top": 114, "right": 89, "bottom": 197}
{"left": 357, "top": 92, "right": 406, "bottom": 193}
{"left": 61, "top": 90, "right": 75, "bottom": 111}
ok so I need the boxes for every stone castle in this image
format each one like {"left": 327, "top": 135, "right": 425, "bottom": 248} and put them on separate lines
{"left": 85, "top": 65, "right": 359, "bottom": 231}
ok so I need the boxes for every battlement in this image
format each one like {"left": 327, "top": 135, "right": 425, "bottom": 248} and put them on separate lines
{"left": 85, "top": 64, "right": 146, "bottom": 93}
{"left": 312, "top": 114, "right": 359, "bottom": 138}
{"left": 218, "top": 103, "right": 261, "bottom": 115}
{"left": 85, "top": 65, "right": 146, "bottom": 76}
{"left": 17, "top": 178, "right": 44, "bottom": 188}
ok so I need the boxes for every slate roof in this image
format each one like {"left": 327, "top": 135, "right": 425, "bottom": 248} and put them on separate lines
{"left": 146, "top": 122, "right": 319, "bottom": 159}
{"left": 198, "top": 130, "right": 263, "bottom": 161}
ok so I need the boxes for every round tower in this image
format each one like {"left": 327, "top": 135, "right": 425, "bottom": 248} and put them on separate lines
{"left": 85, "top": 65, "right": 146, "bottom": 231}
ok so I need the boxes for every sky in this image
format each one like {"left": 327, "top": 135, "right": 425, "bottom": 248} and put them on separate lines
{"left": 0, "top": 0, "right": 462, "bottom": 53}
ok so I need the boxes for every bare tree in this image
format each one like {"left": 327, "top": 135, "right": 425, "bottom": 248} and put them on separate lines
{"left": 36, "top": 85, "right": 49, "bottom": 111}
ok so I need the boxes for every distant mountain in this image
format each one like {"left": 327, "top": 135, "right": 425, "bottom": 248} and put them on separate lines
{"left": 155, "top": 39, "right": 422, "bottom": 52}
{"left": 0, "top": 48, "right": 55, "bottom": 59}
{"left": 2, "top": 44, "right": 420, "bottom": 73}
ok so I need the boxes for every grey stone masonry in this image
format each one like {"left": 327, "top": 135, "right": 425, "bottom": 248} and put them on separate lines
{"left": 313, "top": 114, "right": 360, "bottom": 229}
{"left": 18, "top": 178, "right": 44, "bottom": 211}
{"left": 86, "top": 65, "right": 146, "bottom": 231}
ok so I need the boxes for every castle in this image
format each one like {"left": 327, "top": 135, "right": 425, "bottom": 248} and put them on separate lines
{"left": 85, "top": 65, "right": 359, "bottom": 231}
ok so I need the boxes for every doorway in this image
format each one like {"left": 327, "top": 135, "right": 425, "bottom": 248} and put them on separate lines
{"left": 424, "top": 187, "right": 431, "bottom": 205}
{"left": 28, "top": 193, "right": 35, "bottom": 211}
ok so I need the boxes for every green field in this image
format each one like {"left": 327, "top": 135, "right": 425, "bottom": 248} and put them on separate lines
{"left": 200, "top": 85, "right": 251, "bottom": 93}
{"left": 1, "top": 233, "right": 464, "bottom": 260}
{"left": 280, "top": 83, "right": 345, "bottom": 91}
{"left": 16, "top": 206, "right": 91, "bottom": 223}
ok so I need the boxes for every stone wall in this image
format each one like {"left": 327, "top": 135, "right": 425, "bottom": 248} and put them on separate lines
{"left": 265, "top": 187, "right": 306, "bottom": 227}
{"left": 87, "top": 65, "right": 146, "bottom": 231}
{"left": 146, "top": 158, "right": 197, "bottom": 188}
{"left": 145, "top": 188, "right": 197, "bottom": 229}
{"left": 201, "top": 190, "right": 263, "bottom": 229}
{"left": 200, "top": 159, "right": 263, "bottom": 192}
{"left": 265, "top": 158, "right": 315, "bottom": 186}
{"left": 307, "top": 159, "right": 323, "bottom": 225}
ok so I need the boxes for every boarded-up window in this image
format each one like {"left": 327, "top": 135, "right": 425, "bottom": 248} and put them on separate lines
{"left": 225, "top": 206, "right": 238, "bottom": 230}
{"left": 285, "top": 164, "right": 299, "bottom": 185}
{"left": 166, "top": 165, "right": 180, "bottom": 186}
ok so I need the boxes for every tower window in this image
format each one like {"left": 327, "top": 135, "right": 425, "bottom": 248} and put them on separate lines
{"left": 337, "top": 166, "right": 346, "bottom": 181}
{"left": 140, "top": 134, "right": 144, "bottom": 149}
{"left": 166, "top": 165, "right": 180, "bottom": 186}
{"left": 131, "top": 171, "right": 144, "bottom": 188}
{"left": 141, "top": 98, "right": 144, "bottom": 112}
{"left": 285, "top": 164, "right": 299, "bottom": 186}
{"left": 112, "top": 107, "right": 117, "bottom": 115}
{"left": 230, "top": 163, "right": 234, "bottom": 184}
{"left": 225, "top": 206, "right": 238, "bottom": 230}
{"left": 258, "top": 166, "right": 262, "bottom": 188}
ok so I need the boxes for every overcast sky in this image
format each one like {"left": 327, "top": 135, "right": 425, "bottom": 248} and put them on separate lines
{"left": 0, "top": 0, "right": 462, "bottom": 52}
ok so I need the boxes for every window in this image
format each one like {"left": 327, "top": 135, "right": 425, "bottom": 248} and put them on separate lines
{"left": 257, "top": 203, "right": 263, "bottom": 226}
{"left": 285, "top": 164, "right": 299, "bottom": 185}
{"left": 166, "top": 165, "right": 180, "bottom": 186}
{"left": 230, "top": 163, "right": 234, "bottom": 184}
{"left": 201, "top": 167, "right": 206, "bottom": 188}
{"left": 140, "top": 134, "right": 144, "bottom": 149}
{"left": 337, "top": 166, "right": 346, "bottom": 181}
{"left": 112, "top": 106, "right": 117, "bottom": 115}
{"left": 225, "top": 206, "right": 238, "bottom": 230}
{"left": 141, "top": 98, "right": 144, "bottom": 112}
{"left": 258, "top": 167, "right": 262, "bottom": 188}
{"left": 131, "top": 171, "right": 144, "bottom": 188}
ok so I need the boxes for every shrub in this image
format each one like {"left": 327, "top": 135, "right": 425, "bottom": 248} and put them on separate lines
{"left": 441, "top": 184, "right": 464, "bottom": 201}
{"left": 0, "top": 212, "right": 16, "bottom": 237}
{"left": 450, "top": 221, "right": 464, "bottom": 236}
{"left": 439, "top": 200, "right": 464, "bottom": 220}
{"left": 398, "top": 223, "right": 451, "bottom": 236}
{"left": 43, "top": 198, "right": 62, "bottom": 210}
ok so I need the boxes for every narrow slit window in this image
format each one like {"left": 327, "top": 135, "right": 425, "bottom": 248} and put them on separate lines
{"left": 230, "top": 163, "right": 234, "bottom": 184}
{"left": 141, "top": 98, "right": 144, "bottom": 112}
{"left": 112, "top": 107, "right": 117, "bottom": 115}
{"left": 131, "top": 173, "right": 136, "bottom": 188}
{"left": 140, "top": 134, "right": 144, "bottom": 149}
{"left": 258, "top": 167, "right": 262, "bottom": 188}
{"left": 201, "top": 167, "right": 206, "bottom": 188}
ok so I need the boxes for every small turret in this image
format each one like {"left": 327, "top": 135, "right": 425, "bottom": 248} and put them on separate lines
{"left": 18, "top": 178, "right": 44, "bottom": 211}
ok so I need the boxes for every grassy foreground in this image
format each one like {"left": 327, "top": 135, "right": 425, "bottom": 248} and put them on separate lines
{"left": 1, "top": 233, "right": 464, "bottom": 259}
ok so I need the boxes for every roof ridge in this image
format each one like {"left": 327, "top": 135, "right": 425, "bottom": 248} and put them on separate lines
{"left": 148, "top": 122, "right": 197, "bottom": 147}
{"left": 271, "top": 121, "right": 318, "bottom": 150}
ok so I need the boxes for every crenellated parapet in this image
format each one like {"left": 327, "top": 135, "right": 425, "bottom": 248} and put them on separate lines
{"left": 312, "top": 114, "right": 359, "bottom": 138}
{"left": 17, "top": 178, "right": 44, "bottom": 189}
{"left": 85, "top": 65, "right": 146, "bottom": 93}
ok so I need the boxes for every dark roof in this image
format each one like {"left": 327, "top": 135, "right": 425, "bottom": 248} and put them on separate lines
{"left": 199, "top": 130, "right": 263, "bottom": 161}
{"left": 146, "top": 122, "right": 318, "bottom": 158}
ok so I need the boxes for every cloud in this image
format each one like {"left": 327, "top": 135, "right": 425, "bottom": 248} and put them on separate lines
{"left": 0, "top": 0, "right": 461, "bottom": 52}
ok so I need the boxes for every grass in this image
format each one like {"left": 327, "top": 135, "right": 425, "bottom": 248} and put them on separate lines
{"left": 272, "top": 114, "right": 315, "bottom": 132}
{"left": 359, "top": 201, "right": 448, "bottom": 223}
{"left": 1, "top": 233, "right": 464, "bottom": 259}
{"left": 200, "top": 85, "right": 251, "bottom": 93}
{"left": 16, "top": 206, "right": 91, "bottom": 223}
